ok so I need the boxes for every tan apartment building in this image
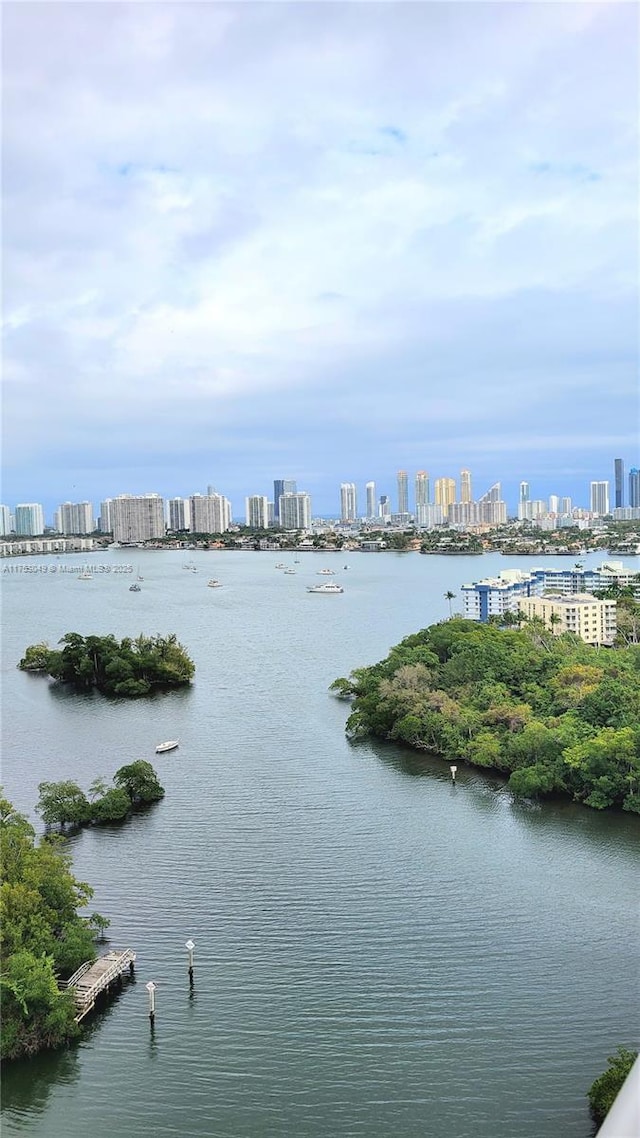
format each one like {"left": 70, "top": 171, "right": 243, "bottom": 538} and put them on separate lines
{"left": 518, "top": 593, "right": 617, "bottom": 646}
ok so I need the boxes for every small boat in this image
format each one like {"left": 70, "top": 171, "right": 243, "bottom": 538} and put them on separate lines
{"left": 294, "top": 557, "right": 300, "bottom": 564}
{"left": 208, "top": 579, "right": 223, "bottom": 588}
{"left": 343, "top": 564, "right": 351, "bottom": 570}
{"left": 317, "top": 568, "right": 336, "bottom": 576}
{"left": 275, "top": 563, "right": 286, "bottom": 569}
{"left": 307, "top": 581, "right": 344, "bottom": 594}
{"left": 284, "top": 568, "right": 296, "bottom": 575}
{"left": 155, "top": 739, "right": 179, "bottom": 753}
{"left": 78, "top": 572, "right": 93, "bottom": 580}
{"left": 129, "top": 583, "right": 141, "bottom": 592}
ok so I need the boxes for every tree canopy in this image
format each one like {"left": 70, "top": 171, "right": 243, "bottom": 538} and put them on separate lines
{"left": 587, "top": 1047, "right": 638, "bottom": 1125}
{"left": 332, "top": 619, "right": 640, "bottom": 812}
{"left": 37, "top": 763, "right": 165, "bottom": 829}
{"left": 18, "top": 632, "right": 195, "bottom": 696}
{"left": 0, "top": 793, "right": 106, "bottom": 1060}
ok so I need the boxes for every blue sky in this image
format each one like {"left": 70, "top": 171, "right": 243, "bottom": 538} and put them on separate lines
{"left": 2, "top": 2, "right": 638, "bottom": 518}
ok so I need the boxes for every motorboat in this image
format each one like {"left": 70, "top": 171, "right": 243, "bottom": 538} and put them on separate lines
{"left": 155, "top": 740, "right": 179, "bottom": 753}
{"left": 307, "top": 582, "right": 344, "bottom": 594}
{"left": 317, "top": 568, "right": 336, "bottom": 576}
{"left": 78, "top": 572, "right": 93, "bottom": 580}
{"left": 284, "top": 568, "right": 296, "bottom": 575}
{"left": 129, "top": 583, "right": 141, "bottom": 592}
{"left": 275, "top": 563, "right": 286, "bottom": 569}
{"left": 208, "top": 579, "right": 223, "bottom": 588}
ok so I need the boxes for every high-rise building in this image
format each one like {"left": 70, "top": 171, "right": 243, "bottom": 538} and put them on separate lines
{"left": 279, "top": 491, "right": 311, "bottom": 530}
{"left": 273, "top": 479, "right": 297, "bottom": 524}
{"left": 99, "top": 499, "right": 113, "bottom": 533}
{"left": 396, "top": 471, "right": 409, "bottom": 515}
{"left": 460, "top": 469, "right": 472, "bottom": 504}
{"left": 548, "top": 495, "right": 559, "bottom": 515}
{"left": 365, "top": 482, "right": 376, "bottom": 519}
{"left": 245, "top": 496, "right": 270, "bottom": 529}
{"left": 168, "top": 498, "right": 190, "bottom": 531}
{"left": 477, "top": 483, "right": 507, "bottom": 525}
{"left": 15, "top": 504, "right": 45, "bottom": 536}
{"left": 55, "top": 501, "right": 94, "bottom": 535}
{"left": 614, "top": 459, "right": 625, "bottom": 509}
{"left": 560, "top": 497, "right": 572, "bottom": 515}
{"left": 590, "top": 481, "right": 610, "bottom": 516}
{"left": 111, "top": 495, "right": 165, "bottom": 543}
{"left": 517, "top": 481, "right": 530, "bottom": 521}
{"left": 0, "top": 505, "right": 11, "bottom": 536}
{"left": 414, "top": 471, "right": 430, "bottom": 525}
{"left": 340, "top": 483, "right": 358, "bottom": 523}
{"left": 189, "top": 494, "right": 231, "bottom": 534}
{"left": 379, "top": 494, "right": 390, "bottom": 519}
{"left": 434, "top": 478, "right": 456, "bottom": 511}
{"left": 629, "top": 468, "right": 640, "bottom": 508}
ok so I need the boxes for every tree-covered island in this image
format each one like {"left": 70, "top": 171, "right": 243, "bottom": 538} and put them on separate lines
{"left": 331, "top": 619, "right": 640, "bottom": 812}
{"left": 0, "top": 794, "right": 108, "bottom": 1060}
{"left": 19, "top": 632, "right": 195, "bottom": 696}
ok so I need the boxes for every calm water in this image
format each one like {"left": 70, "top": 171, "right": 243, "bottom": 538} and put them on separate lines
{"left": 1, "top": 549, "right": 639, "bottom": 1138}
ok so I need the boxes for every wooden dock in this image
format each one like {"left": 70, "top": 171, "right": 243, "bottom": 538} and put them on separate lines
{"left": 63, "top": 948, "right": 136, "bottom": 1022}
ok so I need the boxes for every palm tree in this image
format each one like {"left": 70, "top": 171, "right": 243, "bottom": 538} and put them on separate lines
{"left": 444, "top": 590, "right": 456, "bottom": 618}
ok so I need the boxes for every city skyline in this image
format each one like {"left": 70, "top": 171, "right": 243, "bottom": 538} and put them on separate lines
{"left": 3, "top": 4, "right": 637, "bottom": 513}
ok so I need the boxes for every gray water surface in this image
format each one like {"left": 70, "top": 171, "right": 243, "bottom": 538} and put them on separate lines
{"left": 1, "top": 550, "right": 638, "bottom": 1137}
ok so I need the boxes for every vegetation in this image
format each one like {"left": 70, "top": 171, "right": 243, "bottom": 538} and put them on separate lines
{"left": 18, "top": 632, "right": 195, "bottom": 696}
{"left": 37, "top": 762, "right": 165, "bottom": 828}
{"left": 0, "top": 793, "right": 107, "bottom": 1060}
{"left": 331, "top": 619, "right": 640, "bottom": 812}
{"left": 592, "top": 583, "right": 640, "bottom": 646}
{"left": 587, "top": 1047, "right": 637, "bottom": 1126}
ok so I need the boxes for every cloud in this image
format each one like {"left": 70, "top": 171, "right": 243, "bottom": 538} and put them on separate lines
{"left": 2, "top": 1, "right": 637, "bottom": 515}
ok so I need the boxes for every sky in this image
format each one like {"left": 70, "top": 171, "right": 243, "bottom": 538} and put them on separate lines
{"left": 2, "top": 1, "right": 638, "bottom": 519}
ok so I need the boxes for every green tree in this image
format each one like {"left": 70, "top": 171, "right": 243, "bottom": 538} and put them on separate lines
{"left": 444, "top": 590, "right": 456, "bottom": 618}
{"left": 90, "top": 787, "right": 132, "bottom": 823}
{"left": 113, "top": 761, "right": 165, "bottom": 804}
{"left": 36, "top": 781, "right": 91, "bottom": 827}
{"left": 17, "top": 643, "right": 52, "bottom": 672}
{"left": 588, "top": 1047, "right": 637, "bottom": 1126}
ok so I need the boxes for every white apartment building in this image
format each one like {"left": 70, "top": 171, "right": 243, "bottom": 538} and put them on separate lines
{"left": 365, "top": 482, "right": 377, "bottom": 519}
{"left": 518, "top": 593, "right": 617, "bottom": 646}
{"left": 15, "top": 504, "right": 45, "bottom": 536}
{"left": 279, "top": 492, "right": 311, "bottom": 530}
{"left": 340, "top": 483, "right": 358, "bottom": 523}
{"left": 99, "top": 499, "right": 113, "bottom": 533}
{"left": 1, "top": 537, "right": 96, "bottom": 558}
{"left": 461, "top": 570, "right": 534, "bottom": 621}
{"left": 111, "top": 495, "right": 165, "bottom": 543}
{"left": 189, "top": 494, "right": 232, "bottom": 534}
{"left": 590, "top": 481, "right": 610, "bottom": 516}
{"left": 55, "top": 501, "right": 94, "bottom": 535}
{"left": 245, "top": 495, "right": 270, "bottom": 529}
{"left": 0, "top": 505, "right": 12, "bottom": 536}
{"left": 168, "top": 497, "right": 190, "bottom": 532}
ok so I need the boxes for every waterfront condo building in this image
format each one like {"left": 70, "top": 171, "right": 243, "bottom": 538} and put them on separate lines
{"left": 189, "top": 494, "right": 232, "bottom": 534}
{"left": 0, "top": 504, "right": 13, "bottom": 536}
{"left": 590, "top": 481, "right": 610, "bottom": 516}
{"left": 614, "top": 459, "right": 625, "bottom": 509}
{"left": 168, "top": 497, "right": 190, "bottom": 532}
{"left": 629, "top": 468, "right": 640, "bottom": 508}
{"left": 340, "top": 483, "right": 358, "bottom": 523}
{"left": 365, "top": 481, "right": 377, "bottom": 519}
{"left": 396, "top": 471, "right": 409, "bottom": 515}
{"left": 414, "top": 471, "right": 430, "bottom": 524}
{"left": 462, "top": 561, "right": 638, "bottom": 624}
{"left": 273, "top": 479, "right": 297, "bottom": 523}
{"left": 434, "top": 478, "right": 456, "bottom": 513}
{"left": 279, "top": 491, "right": 311, "bottom": 530}
{"left": 15, "top": 503, "right": 45, "bottom": 536}
{"left": 99, "top": 499, "right": 113, "bottom": 533}
{"left": 245, "top": 495, "right": 270, "bottom": 529}
{"left": 55, "top": 501, "right": 94, "bottom": 535}
{"left": 460, "top": 469, "right": 472, "bottom": 504}
{"left": 518, "top": 594, "right": 617, "bottom": 647}
{"left": 111, "top": 495, "right": 165, "bottom": 543}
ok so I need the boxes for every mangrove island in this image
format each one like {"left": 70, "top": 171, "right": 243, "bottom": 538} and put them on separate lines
{"left": 19, "top": 632, "right": 195, "bottom": 696}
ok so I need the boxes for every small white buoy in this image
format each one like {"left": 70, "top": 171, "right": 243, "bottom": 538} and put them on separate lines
{"left": 450, "top": 765, "right": 457, "bottom": 784}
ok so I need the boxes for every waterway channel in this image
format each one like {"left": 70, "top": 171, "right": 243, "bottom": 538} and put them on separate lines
{"left": 1, "top": 549, "right": 638, "bottom": 1137}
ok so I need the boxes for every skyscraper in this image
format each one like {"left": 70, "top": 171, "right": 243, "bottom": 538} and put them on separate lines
{"left": 614, "top": 459, "right": 625, "bottom": 509}
{"left": 415, "top": 471, "right": 430, "bottom": 506}
{"left": 168, "top": 498, "right": 190, "bottom": 531}
{"left": 55, "top": 502, "right": 94, "bottom": 535}
{"left": 99, "top": 499, "right": 113, "bottom": 533}
{"left": 245, "top": 496, "right": 270, "bottom": 529}
{"left": 548, "top": 495, "right": 559, "bottom": 515}
{"left": 379, "top": 494, "right": 390, "bottom": 519}
{"left": 434, "top": 478, "right": 456, "bottom": 511}
{"left": 279, "top": 492, "right": 311, "bottom": 530}
{"left": 189, "top": 493, "right": 232, "bottom": 534}
{"left": 590, "top": 481, "right": 610, "bottom": 516}
{"left": 560, "top": 497, "right": 572, "bottom": 515}
{"left": 15, "top": 503, "right": 45, "bottom": 536}
{"left": 340, "top": 483, "right": 357, "bottom": 523}
{"left": 365, "top": 481, "right": 376, "bottom": 519}
{"left": 0, "top": 505, "right": 12, "bottom": 536}
{"left": 396, "top": 471, "right": 409, "bottom": 515}
{"left": 460, "top": 469, "right": 472, "bottom": 504}
{"left": 111, "top": 495, "right": 165, "bottom": 542}
{"left": 273, "top": 479, "right": 297, "bottom": 524}
{"left": 629, "top": 468, "right": 640, "bottom": 508}
{"left": 477, "top": 483, "right": 507, "bottom": 525}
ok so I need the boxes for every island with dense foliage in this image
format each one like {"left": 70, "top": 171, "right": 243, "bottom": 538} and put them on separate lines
{"left": 37, "top": 761, "right": 165, "bottom": 827}
{"left": 19, "top": 632, "right": 195, "bottom": 696}
{"left": 0, "top": 794, "right": 109, "bottom": 1060}
{"left": 331, "top": 619, "right": 640, "bottom": 812}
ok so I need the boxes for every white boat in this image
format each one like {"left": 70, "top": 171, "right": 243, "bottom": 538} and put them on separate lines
{"left": 155, "top": 740, "right": 179, "bottom": 753}
{"left": 78, "top": 572, "right": 93, "bottom": 580}
{"left": 307, "top": 582, "right": 344, "bottom": 594}
{"left": 208, "top": 579, "right": 223, "bottom": 588}
{"left": 275, "top": 563, "right": 286, "bottom": 569}
{"left": 284, "top": 568, "right": 296, "bottom": 575}
{"left": 317, "top": 568, "right": 336, "bottom": 576}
